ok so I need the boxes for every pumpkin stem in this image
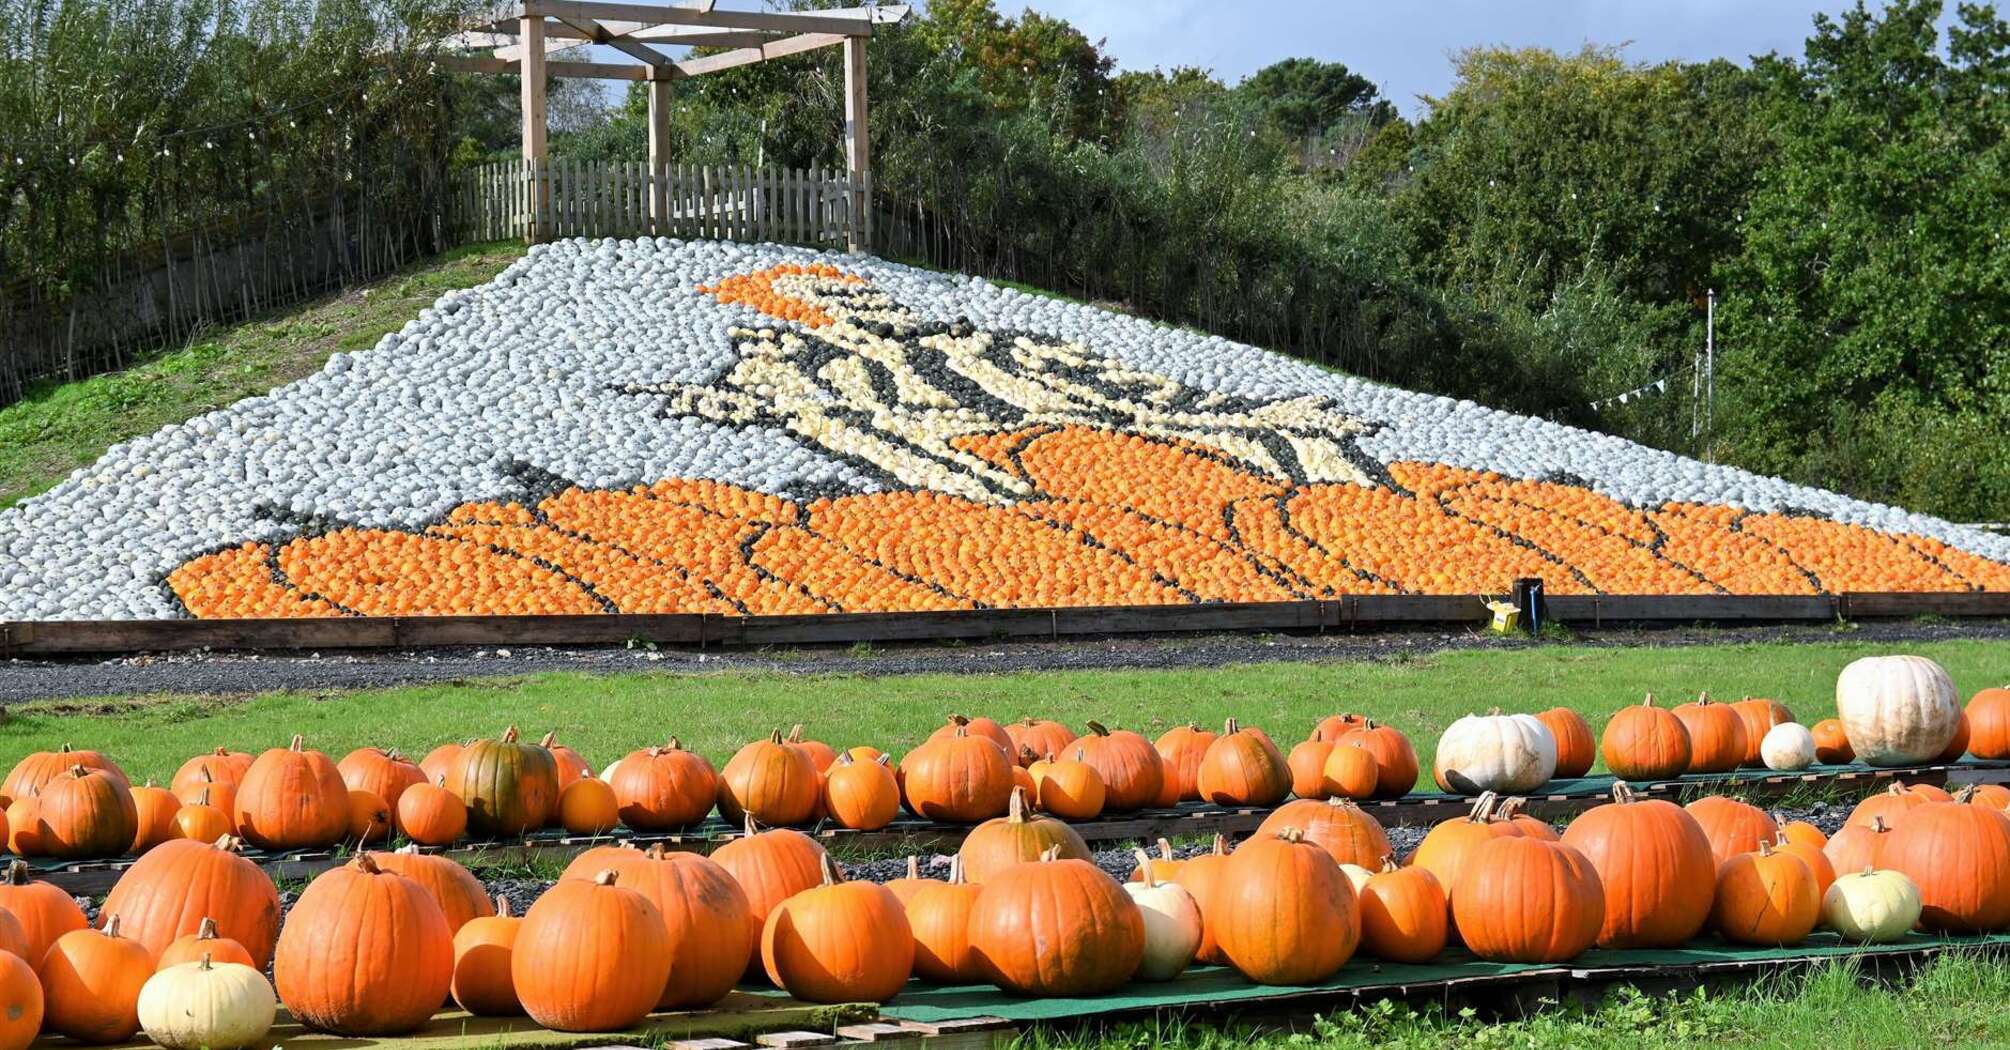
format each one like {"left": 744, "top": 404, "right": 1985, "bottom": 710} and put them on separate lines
{"left": 354, "top": 853, "right": 383, "bottom": 875}
{"left": 1018, "top": 746, "right": 1039, "bottom": 765}
{"left": 59, "top": 743, "right": 75, "bottom": 753}
{"left": 1611, "top": 783, "right": 1637, "bottom": 805}
{"left": 788, "top": 724, "right": 807, "bottom": 743}
{"left": 1133, "top": 848, "right": 1157, "bottom": 888}
{"left": 501, "top": 726, "right": 521, "bottom": 743}
{"left": 496, "top": 896, "right": 512, "bottom": 918}
{"left": 947, "top": 714, "right": 970, "bottom": 728}
{"left": 643, "top": 844, "right": 666, "bottom": 860}
{"left": 905, "top": 856, "right": 919, "bottom": 880}
{"left": 4, "top": 861, "right": 27, "bottom": 885}
{"left": 67, "top": 764, "right": 89, "bottom": 779}
{"left": 289, "top": 734, "right": 305, "bottom": 751}
{"left": 766, "top": 729, "right": 785, "bottom": 745}
{"left": 1757, "top": 840, "right": 1774, "bottom": 857}
{"left": 1642, "top": 693, "right": 1657, "bottom": 707}
{"left": 1379, "top": 858, "right": 1399, "bottom": 874}
{"left": 1157, "top": 837, "right": 1174, "bottom": 861}
{"left": 196, "top": 917, "right": 218, "bottom": 939}
{"left": 666, "top": 737, "right": 684, "bottom": 751}
{"left": 538, "top": 731, "right": 559, "bottom": 749}
{"left": 214, "top": 834, "right": 243, "bottom": 853}
{"left": 875, "top": 753, "right": 892, "bottom": 769}
{"left": 1006, "top": 786, "right": 1031, "bottom": 822}
{"left": 1210, "top": 833, "right": 1228, "bottom": 857}
{"left": 817, "top": 854, "right": 844, "bottom": 886}
{"left": 953, "top": 725, "right": 969, "bottom": 739}
{"left": 1275, "top": 826, "right": 1306, "bottom": 844}
{"left": 948, "top": 855, "right": 967, "bottom": 885}
{"left": 1085, "top": 720, "right": 1111, "bottom": 737}
{"left": 104, "top": 914, "right": 123, "bottom": 938}
{"left": 1223, "top": 717, "right": 1240, "bottom": 734}
{"left": 1696, "top": 691, "right": 1712, "bottom": 705}
{"left": 593, "top": 869, "right": 620, "bottom": 887}
{"left": 396, "top": 843, "right": 421, "bottom": 855}
{"left": 1871, "top": 816, "right": 1889, "bottom": 833}
{"left": 835, "top": 752, "right": 856, "bottom": 769}
{"left": 1469, "top": 790, "right": 1500, "bottom": 822}
{"left": 1038, "top": 844, "right": 1063, "bottom": 862}
{"left": 199, "top": 953, "right": 213, "bottom": 972}
{"left": 1486, "top": 706, "right": 1502, "bottom": 716}
{"left": 1954, "top": 784, "right": 1978, "bottom": 803}
{"left": 742, "top": 813, "right": 762, "bottom": 838}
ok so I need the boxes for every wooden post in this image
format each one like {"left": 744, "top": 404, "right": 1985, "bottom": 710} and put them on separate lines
{"left": 842, "top": 35, "right": 870, "bottom": 252}
{"left": 647, "top": 75, "right": 672, "bottom": 235}
{"left": 521, "top": 11, "right": 550, "bottom": 243}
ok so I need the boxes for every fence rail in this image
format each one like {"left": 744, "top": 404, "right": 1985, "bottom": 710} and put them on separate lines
{"left": 445, "top": 159, "right": 867, "bottom": 248}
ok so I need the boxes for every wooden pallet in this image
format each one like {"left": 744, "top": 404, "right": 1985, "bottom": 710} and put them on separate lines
{"left": 3, "top": 591, "right": 2004, "bottom": 656}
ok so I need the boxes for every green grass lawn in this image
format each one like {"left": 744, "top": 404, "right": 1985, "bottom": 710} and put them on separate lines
{"left": 0, "top": 242, "right": 526, "bottom": 511}
{"left": 1021, "top": 952, "right": 2010, "bottom": 1049}
{"left": 5, "top": 636, "right": 2002, "bottom": 784}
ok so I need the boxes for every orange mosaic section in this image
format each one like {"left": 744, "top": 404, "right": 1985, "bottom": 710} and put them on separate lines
{"left": 167, "top": 426, "right": 2009, "bottom": 618}
{"left": 696, "top": 263, "right": 862, "bottom": 328}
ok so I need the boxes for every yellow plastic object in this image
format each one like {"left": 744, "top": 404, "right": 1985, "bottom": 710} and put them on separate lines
{"left": 1485, "top": 599, "right": 1521, "bottom": 634}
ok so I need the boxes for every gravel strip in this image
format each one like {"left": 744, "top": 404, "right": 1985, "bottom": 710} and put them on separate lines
{"left": 6, "top": 620, "right": 2006, "bottom": 704}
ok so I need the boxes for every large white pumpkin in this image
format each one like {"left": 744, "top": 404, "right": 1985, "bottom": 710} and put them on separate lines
{"left": 1821, "top": 869, "right": 1922, "bottom": 943}
{"left": 137, "top": 957, "right": 277, "bottom": 1050}
{"left": 1760, "top": 723, "right": 1817, "bottom": 771}
{"left": 1432, "top": 711, "right": 1556, "bottom": 794}
{"left": 1122, "top": 854, "right": 1201, "bottom": 982}
{"left": 1835, "top": 655, "right": 1961, "bottom": 766}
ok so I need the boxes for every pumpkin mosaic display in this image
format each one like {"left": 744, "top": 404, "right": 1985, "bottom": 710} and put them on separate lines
{"left": 0, "top": 247, "right": 1976, "bottom": 625}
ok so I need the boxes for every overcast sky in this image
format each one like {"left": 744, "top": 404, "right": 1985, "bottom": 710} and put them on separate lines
{"left": 1010, "top": 0, "right": 1905, "bottom": 115}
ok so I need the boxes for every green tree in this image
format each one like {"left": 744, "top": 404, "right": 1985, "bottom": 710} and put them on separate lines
{"left": 1715, "top": 0, "right": 2010, "bottom": 520}
{"left": 1235, "top": 57, "right": 1393, "bottom": 138}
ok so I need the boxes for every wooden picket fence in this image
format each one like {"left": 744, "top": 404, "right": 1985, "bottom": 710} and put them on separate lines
{"left": 446, "top": 159, "right": 869, "bottom": 248}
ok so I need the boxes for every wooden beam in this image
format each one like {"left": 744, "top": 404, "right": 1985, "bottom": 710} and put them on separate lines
{"left": 673, "top": 32, "right": 844, "bottom": 78}
{"left": 842, "top": 34, "right": 870, "bottom": 251}
{"left": 648, "top": 79, "right": 673, "bottom": 231}
{"left": 435, "top": 54, "right": 651, "bottom": 80}
{"left": 625, "top": 27, "right": 780, "bottom": 48}
{"left": 521, "top": 0, "right": 905, "bottom": 37}
{"left": 521, "top": 12, "right": 548, "bottom": 243}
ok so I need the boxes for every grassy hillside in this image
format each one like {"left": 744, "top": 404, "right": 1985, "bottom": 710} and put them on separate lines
{"left": 4, "top": 636, "right": 1998, "bottom": 786}
{"left": 0, "top": 242, "right": 525, "bottom": 511}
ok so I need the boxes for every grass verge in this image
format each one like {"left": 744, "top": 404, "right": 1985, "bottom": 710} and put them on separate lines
{"left": 0, "top": 241, "right": 526, "bottom": 510}
{"left": 2, "top": 636, "right": 2001, "bottom": 784}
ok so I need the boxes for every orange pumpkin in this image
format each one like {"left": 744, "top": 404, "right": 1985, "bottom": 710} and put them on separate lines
{"left": 1321, "top": 745, "right": 1380, "bottom": 800}
{"left": 170, "top": 747, "right": 251, "bottom": 795}
{"left": 761, "top": 855, "right": 914, "bottom": 1003}
{"left": 1600, "top": 694, "right": 1692, "bottom": 780}
{"left": 172, "top": 794, "right": 235, "bottom": 843}
{"left": 1535, "top": 707, "right": 1596, "bottom": 779}
{"left": 1494, "top": 797, "right": 1559, "bottom": 840}
{"left": 1967, "top": 686, "right": 2010, "bottom": 761}
{"left": 36, "top": 915, "right": 152, "bottom": 1043}
{"left": 958, "top": 787, "right": 1094, "bottom": 882}
{"left": 903, "top": 726, "right": 1014, "bottom": 823}
{"left": 0, "top": 912, "right": 23, "bottom": 963}
{"left": 1712, "top": 843, "right": 1820, "bottom": 945}
{"left": 337, "top": 748, "right": 426, "bottom": 820}
{"left": 557, "top": 778, "right": 619, "bottom": 834}
{"left": 371, "top": 846, "right": 495, "bottom": 933}
{"left": 0, "top": 952, "right": 42, "bottom": 1050}
{"left": 156, "top": 916, "right": 256, "bottom": 970}
{"left": 3, "top": 796, "right": 42, "bottom": 857}
{"left": 883, "top": 855, "right": 932, "bottom": 908}
{"left": 1285, "top": 740, "right": 1333, "bottom": 799}
{"left": 234, "top": 735, "right": 349, "bottom": 850}
{"left": 172, "top": 767, "right": 237, "bottom": 820}
{"left": 1196, "top": 718, "right": 1291, "bottom": 806}
{"left": 1310, "top": 713, "right": 1369, "bottom": 743}
{"left": 398, "top": 778, "right": 468, "bottom": 846}
{"left": 1005, "top": 718, "right": 1076, "bottom": 763}
{"left": 1254, "top": 796, "right": 1392, "bottom": 869}
{"left": 1212, "top": 828, "right": 1359, "bottom": 984}
{"left": 99, "top": 834, "right": 282, "bottom": 968}
{"left": 1153, "top": 723, "right": 1217, "bottom": 805}
{"left": 1672, "top": 694, "right": 1748, "bottom": 774}
{"left": 607, "top": 738, "right": 717, "bottom": 830}
{"left": 718, "top": 730, "right": 820, "bottom": 826}
{"left": 1878, "top": 800, "right": 2010, "bottom": 932}
{"left": 514, "top": 871, "right": 672, "bottom": 1031}
{"left": 823, "top": 752, "right": 900, "bottom": 830}
{"left": 903, "top": 855, "right": 983, "bottom": 984}
{"left": 1127, "top": 838, "right": 1183, "bottom": 883}
{"left": 1451, "top": 837, "right": 1604, "bottom": 962}
{"left": 537, "top": 731, "right": 594, "bottom": 793}
{"left": 1811, "top": 718, "right": 1855, "bottom": 764}
{"left": 1559, "top": 784, "right": 1715, "bottom": 948}
{"left": 928, "top": 715, "right": 1015, "bottom": 757}
{"left": 451, "top": 896, "right": 522, "bottom": 1016}
{"left": 1957, "top": 783, "right": 2010, "bottom": 810}
{"left": 446, "top": 726, "right": 560, "bottom": 836}
{"left": 347, "top": 790, "right": 392, "bottom": 844}
{"left": 1357, "top": 861, "right": 1447, "bottom": 964}
{"left": 1846, "top": 781, "right": 1952, "bottom": 828}
{"left": 0, "top": 860, "right": 89, "bottom": 962}
{"left": 1171, "top": 834, "right": 1232, "bottom": 965}
{"left": 1410, "top": 792, "right": 1525, "bottom": 902}
{"left": 1335, "top": 720, "right": 1419, "bottom": 799}
{"left": 1824, "top": 815, "right": 1896, "bottom": 874}
{"left": 1729, "top": 697, "right": 1794, "bottom": 767}
{"left": 967, "top": 848, "right": 1144, "bottom": 996}
{"left": 128, "top": 782, "right": 182, "bottom": 855}
{"left": 1074, "top": 721, "right": 1166, "bottom": 812}
{"left": 1029, "top": 749, "right": 1106, "bottom": 821}
{"left": 1773, "top": 835, "right": 1836, "bottom": 897}
{"left": 39, "top": 766, "right": 138, "bottom": 860}
{"left": 419, "top": 742, "right": 465, "bottom": 784}
{"left": 711, "top": 816, "right": 828, "bottom": 975}
{"left": 3, "top": 743, "right": 129, "bottom": 800}
{"left": 561, "top": 845, "right": 755, "bottom": 1010}
{"left": 1685, "top": 795, "right": 1780, "bottom": 867}
{"left": 274, "top": 854, "right": 454, "bottom": 1035}
{"left": 1778, "top": 818, "right": 1829, "bottom": 850}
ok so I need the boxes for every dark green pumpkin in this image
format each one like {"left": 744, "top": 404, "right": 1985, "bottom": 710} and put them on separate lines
{"left": 444, "top": 727, "right": 559, "bottom": 836}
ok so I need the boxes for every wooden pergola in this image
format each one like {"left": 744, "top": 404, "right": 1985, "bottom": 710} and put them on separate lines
{"left": 439, "top": 1, "right": 908, "bottom": 243}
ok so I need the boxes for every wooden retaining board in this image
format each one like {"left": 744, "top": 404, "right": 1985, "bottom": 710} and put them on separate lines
{"left": 3, "top": 592, "right": 2005, "bottom": 656}
{"left": 30, "top": 760, "right": 2008, "bottom": 897}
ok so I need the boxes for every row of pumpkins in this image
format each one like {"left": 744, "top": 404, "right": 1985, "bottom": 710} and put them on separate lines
{"left": 1, "top": 657, "right": 2002, "bottom": 862}
{"left": 1, "top": 766, "right": 2006, "bottom": 1050}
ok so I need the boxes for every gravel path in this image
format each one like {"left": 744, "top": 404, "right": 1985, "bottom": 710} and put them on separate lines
{"left": 6, "top": 620, "right": 2007, "bottom": 704}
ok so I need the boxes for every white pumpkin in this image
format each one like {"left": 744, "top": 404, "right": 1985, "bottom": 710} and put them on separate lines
{"left": 1836, "top": 655, "right": 1961, "bottom": 766}
{"left": 1432, "top": 710, "right": 1557, "bottom": 794}
{"left": 1760, "top": 723, "right": 1817, "bottom": 771}
{"left": 1822, "top": 868, "right": 1922, "bottom": 943}
{"left": 598, "top": 755, "right": 625, "bottom": 783}
{"left": 137, "top": 957, "right": 277, "bottom": 1050}
{"left": 1122, "top": 852, "right": 1202, "bottom": 982}
{"left": 1338, "top": 863, "right": 1375, "bottom": 898}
